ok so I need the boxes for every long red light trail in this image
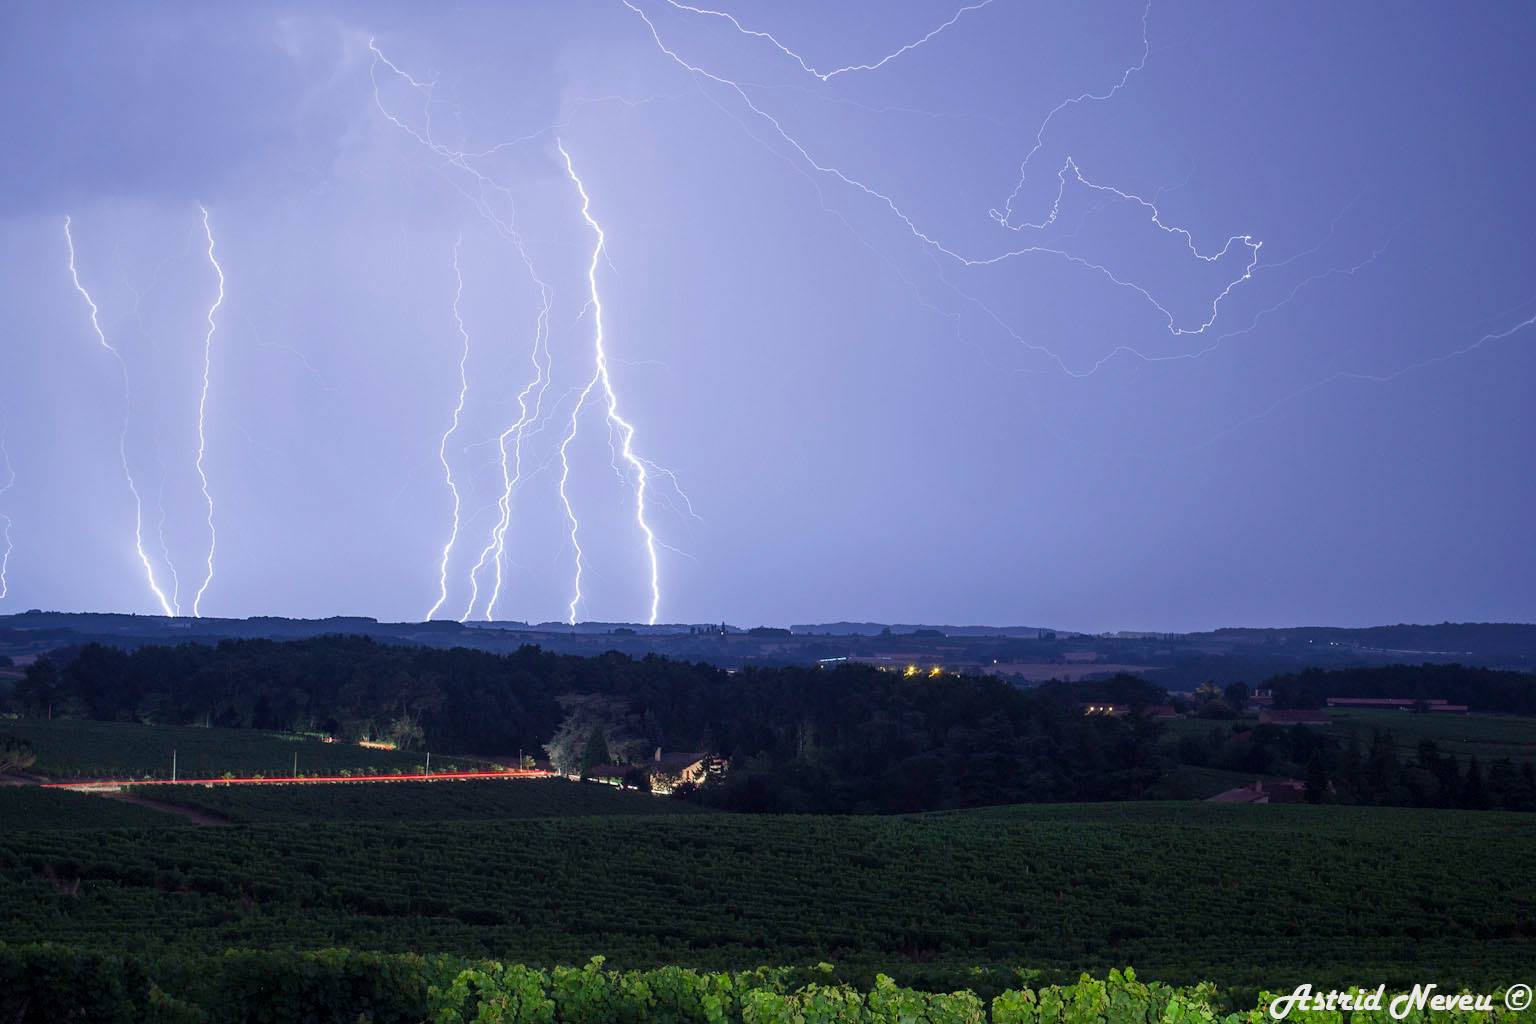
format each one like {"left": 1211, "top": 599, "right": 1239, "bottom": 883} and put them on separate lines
{"left": 42, "top": 768, "right": 558, "bottom": 790}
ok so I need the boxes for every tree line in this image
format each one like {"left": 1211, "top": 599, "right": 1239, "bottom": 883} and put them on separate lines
{"left": 2, "top": 636, "right": 1161, "bottom": 812}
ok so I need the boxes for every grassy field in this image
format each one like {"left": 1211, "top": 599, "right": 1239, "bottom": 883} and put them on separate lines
{"left": 1, "top": 801, "right": 1531, "bottom": 993}
{"left": 141, "top": 777, "right": 712, "bottom": 823}
{"left": 1327, "top": 709, "right": 1536, "bottom": 764}
{"left": 0, "top": 785, "right": 179, "bottom": 828}
{"left": 0, "top": 717, "right": 489, "bottom": 780}
{"left": 1157, "top": 718, "right": 1237, "bottom": 744}
{"left": 1159, "top": 709, "right": 1536, "bottom": 766}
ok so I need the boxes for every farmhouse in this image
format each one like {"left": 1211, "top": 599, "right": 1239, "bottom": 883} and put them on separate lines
{"left": 1207, "top": 778, "right": 1308, "bottom": 804}
{"left": 580, "top": 749, "right": 726, "bottom": 795}
{"left": 649, "top": 750, "right": 725, "bottom": 794}
{"left": 1326, "top": 697, "right": 1469, "bottom": 713}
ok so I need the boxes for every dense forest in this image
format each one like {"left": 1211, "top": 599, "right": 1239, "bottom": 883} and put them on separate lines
{"left": 3, "top": 637, "right": 1162, "bottom": 812}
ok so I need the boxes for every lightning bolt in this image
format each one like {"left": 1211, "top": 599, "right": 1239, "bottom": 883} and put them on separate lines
{"left": 424, "top": 236, "right": 472, "bottom": 622}
{"left": 0, "top": 425, "right": 14, "bottom": 601}
{"left": 556, "top": 386, "right": 591, "bottom": 624}
{"left": 154, "top": 458, "right": 183, "bottom": 614}
{"left": 190, "top": 204, "right": 224, "bottom": 617}
{"left": 620, "top": 0, "right": 1260, "bottom": 343}
{"left": 659, "top": 0, "right": 998, "bottom": 82}
{"left": 369, "top": 39, "right": 572, "bottom": 625}
{"left": 990, "top": 1, "right": 1152, "bottom": 230}
{"left": 64, "top": 216, "right": 176, "bottom": 617}
{"left": 464, "top": 281, "right": 552, "bottom": 622}
{"left": 557, "top": 140, "right": 663, "bottom": 626}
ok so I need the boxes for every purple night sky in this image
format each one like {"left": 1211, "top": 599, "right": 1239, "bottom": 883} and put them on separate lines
{"left": 1, "top": 1, "right": 1532, "bottom": 631}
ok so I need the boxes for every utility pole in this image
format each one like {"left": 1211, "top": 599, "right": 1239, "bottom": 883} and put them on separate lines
{"left": 425, "top": 752, "right": 431, "bottom": 776}
{"left": 293, "top": 751, "right": 298, "bottom": 778}
{"left": 171, "top": 748, "right": 177, "bottom": 783}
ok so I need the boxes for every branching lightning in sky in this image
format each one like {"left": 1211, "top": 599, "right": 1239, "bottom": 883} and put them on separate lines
{"left": 425, "top": 236, "right": 472, "bottom": 622}
{"left": 0, "top": 426, "right": 14, "bottom": 601}
{"left": 64, "top": 216, "right": 177, "bottom": 617}
{"left": 191, "top": 204, "right": 225, "bottom": 617}
{"left": 659, "top": 0, "right": 998, "bottom": 82}
{"left": 556, "top": 385, "right": 590, "bottom": 625}
{"left": 370, "top": 39, "right": 561, "bottom": 623}
{"left": 464, "top": 284, "right": 552, "bottom": 622}
{"left": 619, "top": 0, "right": 1494, "bottom": 477}
{"left": 990, "top": 2, "right": 1151, "bottom": 230}
{"left": 619, "top": 0, "right": 1260, "bottom": 346}
{"left": 557, "top": 140, "right": 663, "bottom": 626}
{"left": 621, "top": 0, "right": 1496, "bottom": 476}
{"left": 370, "top": 40, "right": 680, "bottom": 624}
{"left": 0, "top": 8, "right": 1522, "bottom": 625}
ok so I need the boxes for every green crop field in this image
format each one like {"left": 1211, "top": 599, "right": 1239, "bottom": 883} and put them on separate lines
{"left": 0, "top": 785, "right": 180, "bottom": 828}
{"left": 0, "top": 717, "right": 489, "bottom": 780}
{"left": 1, "top": 802, "right": 1531, "bottom": 994}
{"left": 141, "top": 777, "right": 713, "bottom": 823}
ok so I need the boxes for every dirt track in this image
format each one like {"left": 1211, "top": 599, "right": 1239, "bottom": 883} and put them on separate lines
{"left": 100, "top": 790, "right": 229, "bottom": 826}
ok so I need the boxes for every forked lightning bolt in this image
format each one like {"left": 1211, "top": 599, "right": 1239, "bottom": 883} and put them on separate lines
{"left": 369, "top": 40, "right": 559, "bottom": 623}
{"left": 464, "top": 283, "right": 552, "bottom": 622}
{"left": 557, "top": 140, "right": 663, "bottom": 626}
{"left": 64, "top": 216, "right": 177, "bottom": 616}
{"left": 659, "top": 0, "right": 998, "bottom": 81}
{"left": 372, "top": 39, "right": 684, "bottom": 623}
{"left": 155, "top": 464, "right": 182, "bottom": 614}
{"left": 191, "top": 204, "right": 225, "bottom": 617}
{"left": 991, "top": 2, "right": 1152, "bottom": 230}
{"left": 621, "top": 0, "right": 1260, "bottom": 346}
{"left": 425, "top": 236, "right": 472, "bottom": 622}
